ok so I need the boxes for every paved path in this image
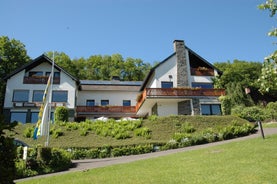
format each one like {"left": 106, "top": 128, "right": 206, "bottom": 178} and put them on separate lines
{"left": 15, "top": 128, "right": 277, "bottom": 183}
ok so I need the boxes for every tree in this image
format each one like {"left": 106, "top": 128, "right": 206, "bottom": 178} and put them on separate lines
{"left": 213, "top": 60, "right": 262, "bottom": 106}
{"left": 0, "top": 36, "right": 31, "bottom": 107}
{"left": 258, "top": 0, "right": 277, "bottom": 93}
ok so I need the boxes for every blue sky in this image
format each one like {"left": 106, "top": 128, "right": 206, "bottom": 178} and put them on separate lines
{"left": 1, "top": 0, "right": 276, "bottom": 64}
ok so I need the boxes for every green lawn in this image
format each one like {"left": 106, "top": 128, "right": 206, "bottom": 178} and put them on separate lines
{"left": 17, "top": 134, "right": 277, "bottom": 184}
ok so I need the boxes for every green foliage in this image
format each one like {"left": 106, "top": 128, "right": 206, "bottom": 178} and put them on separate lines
{"left": 15, "top": 146, "right": 72, "bottom": 179}
{"left": 219, "top": 95, "right": 232, "bottom": 115}
{"left": 266, "top": 101, "right": 277, "bottom": 121}
{"left": 233, "top": 106, "right": 267, "bottom": 122}
{"left": 0, "top": 121, "right": 17, "bottom": 183}
{"left": 46, "top": 52, "right": 152, "bottom": 81}
{"left": 258, "top": 0, "right": 277, "bottom": 93}
{"left": 50, "top": 127, "right": 64, "bottom": 138}
{"left": 134, "top": 127, "right": 152, "bottom": 139}
{"left": 24, "top": 126, "right": 35, "bottom": 138}
{"left": 54, "top": 106, "right": 69, "bottom": 123}
{"left": 213, "top": 60, "right": 261, "bottom": 107}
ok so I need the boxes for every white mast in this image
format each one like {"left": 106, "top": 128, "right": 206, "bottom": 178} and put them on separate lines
{"left": 45, "top": 51, "right": 55, "bottom": 147}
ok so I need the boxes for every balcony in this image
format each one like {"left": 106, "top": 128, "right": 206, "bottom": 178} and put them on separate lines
{"left": 190, "top": 67, "right": 214, "bottom": 76}
{"left": 136, "top": 88, "right": 225, "bottom": 111}
{"left": 23, "top": 76, "right": 60, "bottom": 84}
{"left": 76, "top": 106, "right": 137, "bottom": 117}
{"left": 13, "top": 102, "right": 66, "bottom": 108}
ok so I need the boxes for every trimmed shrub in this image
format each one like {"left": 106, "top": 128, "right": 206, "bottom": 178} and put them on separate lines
{"left": 232, "top": 106, "right": 266, "bottom": 122}
{"left": 54, "top": 106, "right": 69, "bottom": 122}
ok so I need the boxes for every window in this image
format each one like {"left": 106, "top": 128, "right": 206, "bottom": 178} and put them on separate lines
{"left": 13, "top": 90, "right": 29, "bottom": 102}
{"left": 101, "top": 100, "right": 109, "bottom": 106}
{"left": 123, "top": 100, "right": 131, "bottom": 106}
{"left": 161, "top": 81, "right": 173, "bottom": 88}
{"left": 10, "top": 112, "right": 27, "bottom": 123}
{"left": 31, "top": 112, "right": 39, "bottom": 123}
{"left": 192, "top": 83, "right": 213, "bottom": 89}
{"left": 46, "top": 72, "right": 60, "bottom": 77}
{"left": 201, "top": 104, "right": 221, "bottom": 115}
{"left": 29, "top": 71, "right": 43, "bottom": 77}
{"left": 52, "top": 91, "right": 68, "bottom": 102}
{"left": 33, "top": 90, "right": 44, "bottom": 102}
{"left": 86, "top": 100, "right": 95, "bottom": 106}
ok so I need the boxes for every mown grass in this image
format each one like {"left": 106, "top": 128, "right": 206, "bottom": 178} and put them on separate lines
{"left": 6, "top": 115, "right": 251, "bottom": 148}
{"left": 17, "top": 134, "right": 277, "bottom": 184}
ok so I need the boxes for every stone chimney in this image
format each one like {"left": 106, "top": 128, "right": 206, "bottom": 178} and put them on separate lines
{"left": 173, "top": 40, "right": 189, "bottom": 87}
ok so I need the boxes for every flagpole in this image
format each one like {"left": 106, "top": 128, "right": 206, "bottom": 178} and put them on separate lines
{"left": 45, "top": 52, "right": 55, "bottom": 147}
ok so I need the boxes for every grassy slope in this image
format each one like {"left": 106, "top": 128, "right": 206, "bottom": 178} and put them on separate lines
{"left": 8, "top": 115, "right": 251, "bottom": 148}
{"left": 17, "top": 134, "right": 277, "bottom": 184}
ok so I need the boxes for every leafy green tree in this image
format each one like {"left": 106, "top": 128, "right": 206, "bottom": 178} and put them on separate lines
{"left": 213, "top": 60, "right": 261, "bottom": 106}
{"left": 0, "top": 36, "right": 31, "bottom": 107}
{"left": 258, "top": 0, "right": 277, "bottom": 93}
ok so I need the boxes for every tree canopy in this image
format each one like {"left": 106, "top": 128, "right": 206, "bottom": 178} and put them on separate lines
{"left": 258, "top": 0, "right": 277, "bottom": 93}
{"left": 214, "top": 60, "right": 262, "bottom": 107}
{"left": 46, "top": 52, "right": 151, "bottom": 81}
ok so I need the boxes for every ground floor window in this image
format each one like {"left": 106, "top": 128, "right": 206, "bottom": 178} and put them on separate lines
{"left": 31, "top": 112, "right": 39, "bottom": 123}
{"left": 201, "top": 104, "right": 221, "bottom": 115}
{"left": 10, "top": 112, "right": 27, "bottom": 123}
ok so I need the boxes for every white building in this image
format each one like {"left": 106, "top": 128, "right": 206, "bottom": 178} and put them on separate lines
{"left": 3, "top": 40, "right": 225, "bottom": 123}
{"left": 136, "top": 40, "right": 224, "bottom": 117}
{"left": 3, "top": 55, "right": 78, "bottom": 123}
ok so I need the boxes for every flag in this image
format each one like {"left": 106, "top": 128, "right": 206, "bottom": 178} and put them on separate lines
{"left": 33, "top": 74, "right": 52, "bottom": 140}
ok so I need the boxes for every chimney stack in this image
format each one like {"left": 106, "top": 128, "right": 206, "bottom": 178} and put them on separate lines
{"left": 173, "top": 40, "right": 189, "bottom": 87}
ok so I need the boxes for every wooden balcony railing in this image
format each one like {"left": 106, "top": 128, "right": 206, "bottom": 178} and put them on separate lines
{"left": 76, "top": 106, "right": 136, "bottom": 114}
{"left": 23, "top": 76, "right": 60, "bottom": 84}
{"left": 136, "top": 88, "right": 225, "bottom": 111}
{"left": 13, "top": 102, "right": 65, "bottom": 108}
{"left": 190, "top": 68, "right": 214, "bottom": 76}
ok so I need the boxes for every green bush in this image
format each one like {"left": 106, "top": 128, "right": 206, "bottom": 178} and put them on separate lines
{"left": 54, "top": 106, "right": 69, "bottom": 122}
{"left": 23, "top": 126, "right": 34, "bottom": 138}
{"left": 181, "top": 123, "right": 196, "bottom": 133}
{"left": 265, "top": 102, "right": 277, "bottom": 121}
{"left": 232, "top": 106, "right": 266, "bottom": 122}
{"left": 15, "top": 147, "right": 72, "bottom": 179}
{"left": 219, "top": 95, "right": 232, "bottom": 115}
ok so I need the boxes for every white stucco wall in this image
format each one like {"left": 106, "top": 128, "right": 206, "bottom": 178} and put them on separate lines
{"left": 157, "top": 101, "right": 178, "bottom": 116}
{"left": 148, "top": 56, "right": 177, "bottom": 88}
{"left": 77, "top": 90, "right": 139, "bottom": 106}
{"left": 4, "top": 62, "right": 77, "bottom": 109}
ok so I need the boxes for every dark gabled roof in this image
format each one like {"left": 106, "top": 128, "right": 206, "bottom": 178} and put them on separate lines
{"left": 80, "top": 80, "right": 142, "bottom": 86}
{"left": 4, "top": 54, "right": 78, "bottom": 82}
{"left": 139, "top": 46, "right": 223, "bottom": 91}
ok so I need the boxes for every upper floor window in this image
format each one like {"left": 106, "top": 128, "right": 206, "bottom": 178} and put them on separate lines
{"left": 46, "top": 72, "right": 60, "bottom": 77}
{"left": 29, "top": 71, "right": 43, "bottom": 77}
{"left": 101, "top": 100, "right": 109, "bottom": 106}
{"left": 33, "top": 90, "right": 44, "bottom": 102}
{"left": 123, "top": 100, "right": 131, "bottom": 106}
{"left": 86, "top": 100, "right": 95, "bottom": 106}
{"left": 52, "top": 91, "right": 68, "bottom": 102}
{"left": 161, "top": 81, "right": 173, "bottom": 88}
{"left": 13, "top": 90, "right": 29, "bottom": 102}
{"left": 192, "top": 82, "right": 213, "bottom": 89}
